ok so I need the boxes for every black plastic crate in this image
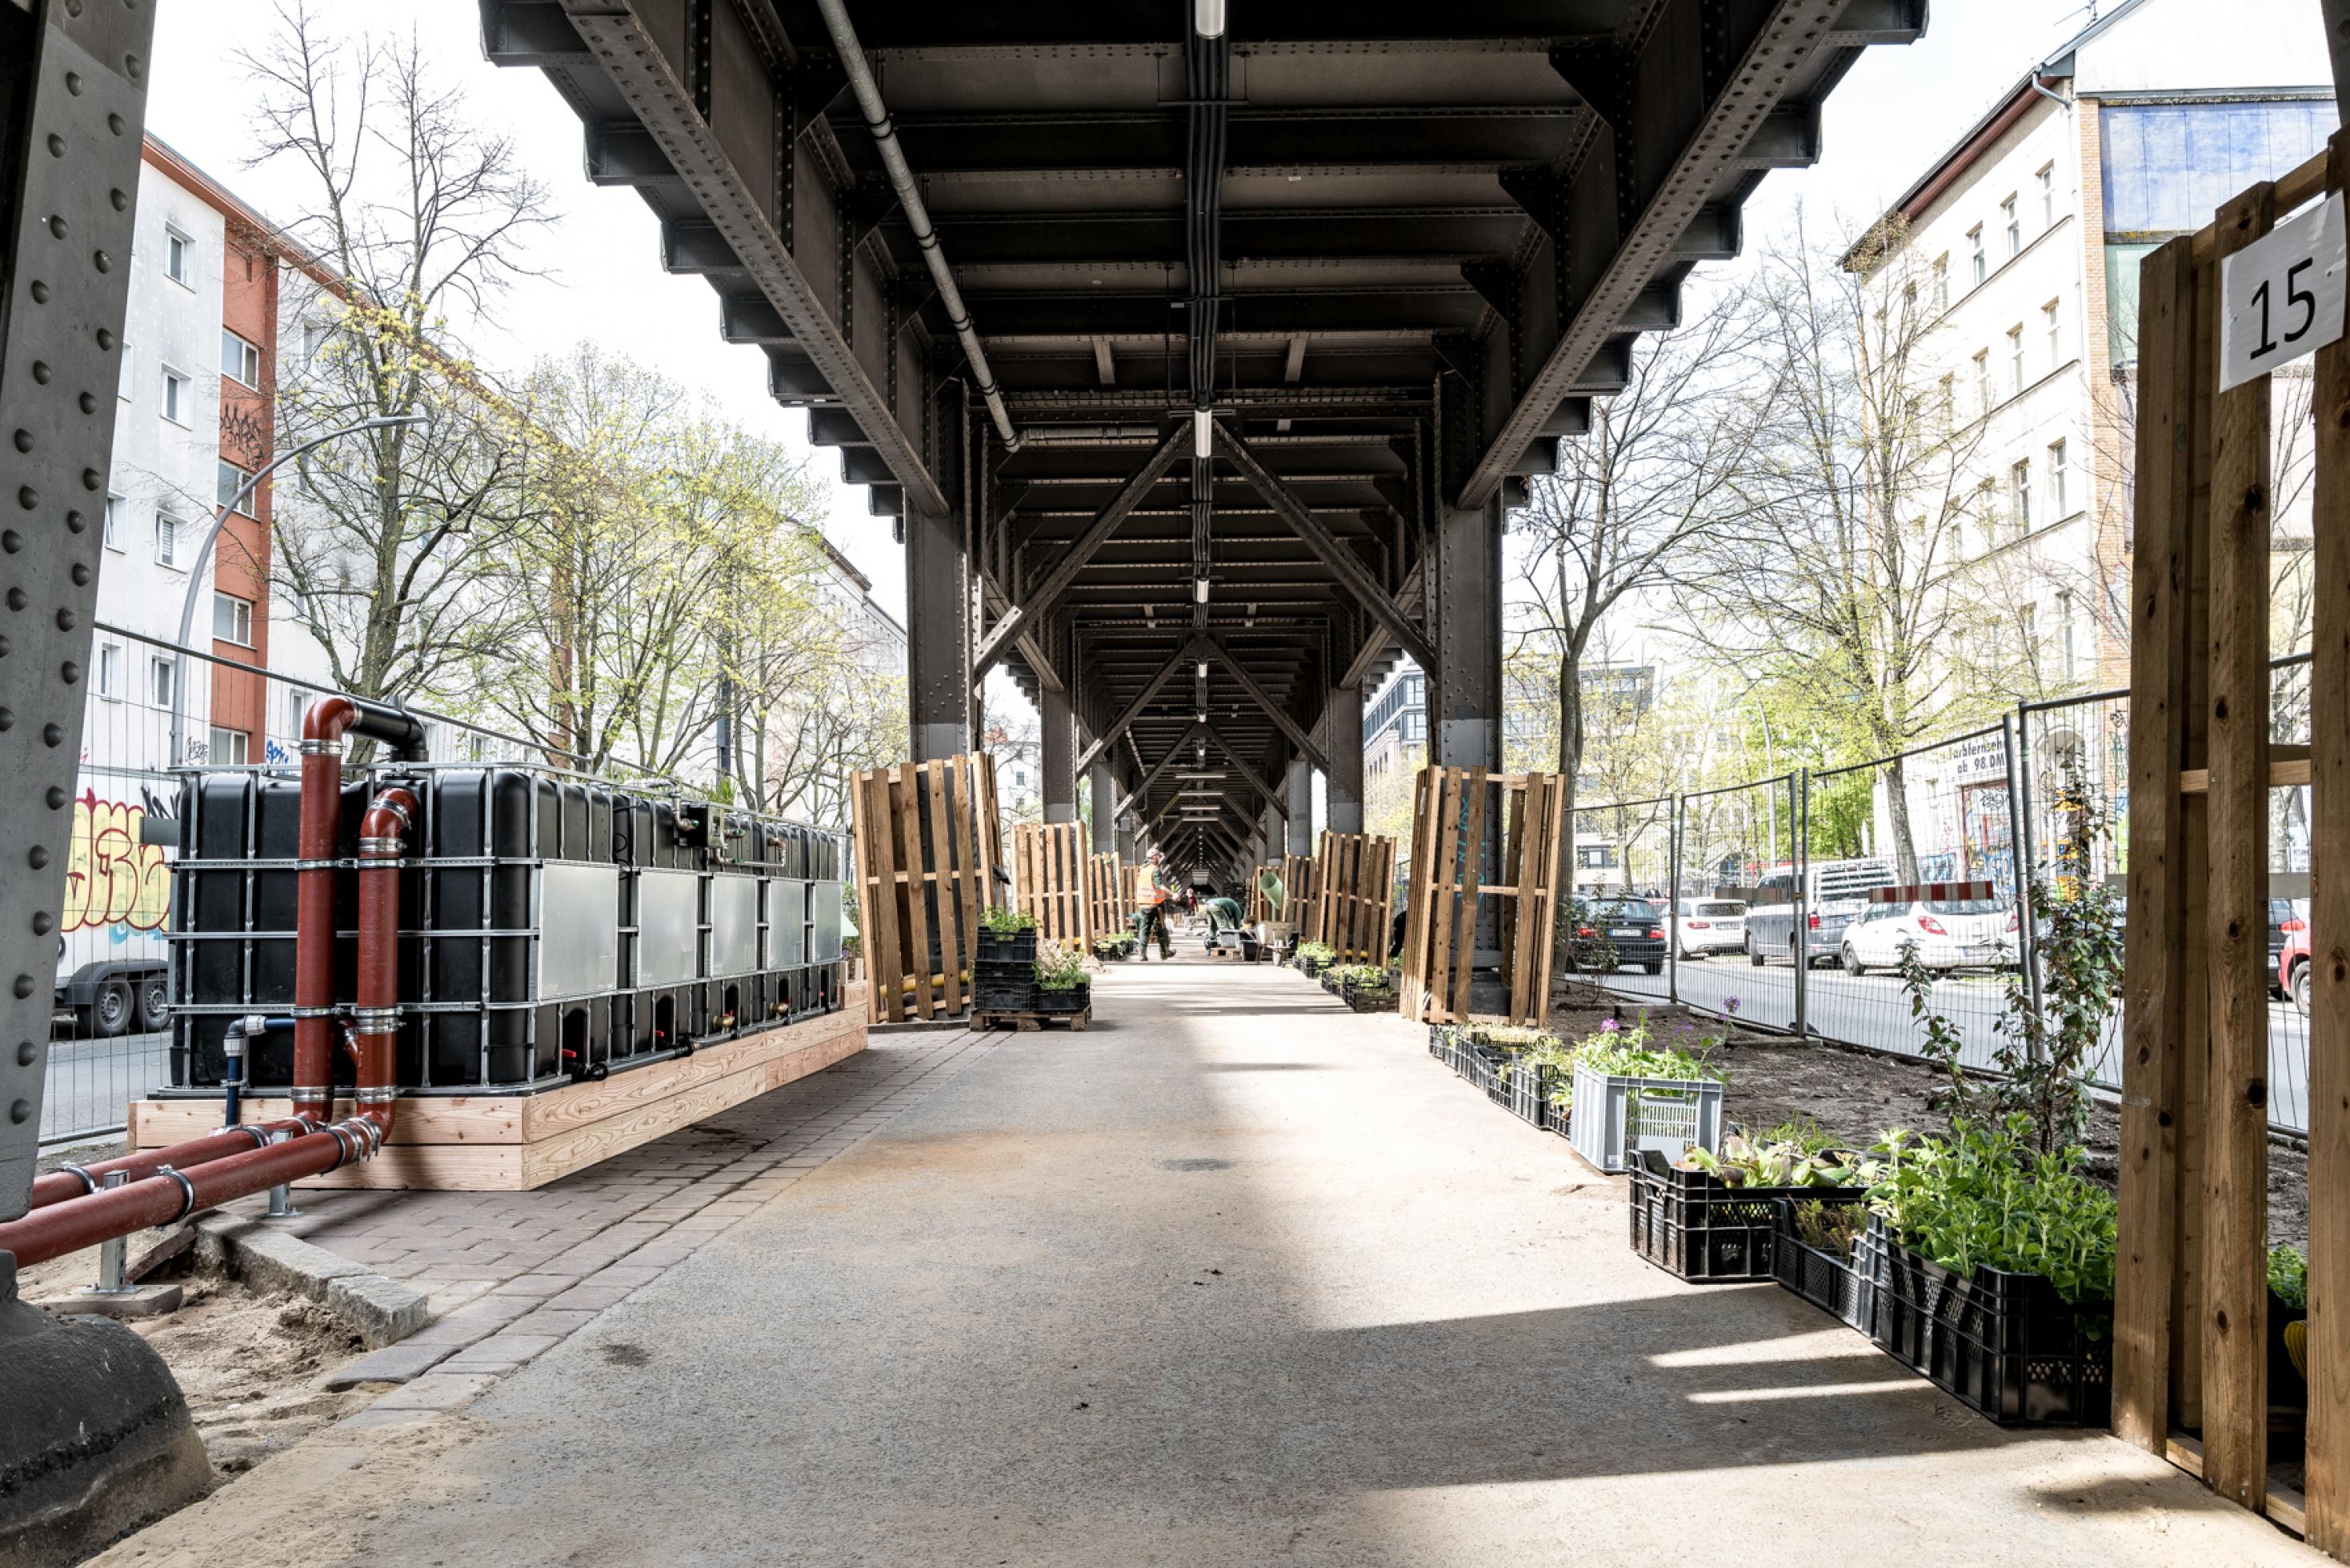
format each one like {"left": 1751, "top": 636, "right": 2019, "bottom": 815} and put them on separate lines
{"left": 1873, "top": 1227, "right": 2112, "bottom": 1426}
{"left": 1627, "top": 1150, "right": 1868, "bottom": 1284}
{"left": 975, "top": 928, "right": 1039, "bottom": 966}
{"left": 1032, "top": 984, "right": 1090, "bottom": 1015}
{"left": 972, "top": 979, "right": 1033, "bottom": 1013}
{"left": 1771, "top": 1200, "right": 1880, "bottom": 1334}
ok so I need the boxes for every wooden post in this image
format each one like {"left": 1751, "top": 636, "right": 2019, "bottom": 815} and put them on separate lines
{"left": 2304, "top": 135, "right": 2350, "bottom": 1558}
{"left": 2200, "top": 179, "right": 2274, "bottom": 1511}
{"left": 2113, "top": 236, "right": 2196, "bottom": 1451}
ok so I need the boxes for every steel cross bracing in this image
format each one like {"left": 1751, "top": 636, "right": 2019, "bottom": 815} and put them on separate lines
{"left": 479, "top": 0, "right": 1920, "bottom": 853}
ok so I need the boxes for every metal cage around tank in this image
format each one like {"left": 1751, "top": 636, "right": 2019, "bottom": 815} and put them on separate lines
{"left": 165, "top": 760, "right": 846, "bottom": 1100}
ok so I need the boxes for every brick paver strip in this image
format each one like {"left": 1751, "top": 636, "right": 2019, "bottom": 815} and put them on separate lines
{"left": 262, "top": 1030, "right": 995, "bottom": 1412}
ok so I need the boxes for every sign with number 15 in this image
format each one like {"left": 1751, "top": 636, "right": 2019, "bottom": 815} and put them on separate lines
{"left": 2218, "top": 191, "right": 2348, "bottom": 394}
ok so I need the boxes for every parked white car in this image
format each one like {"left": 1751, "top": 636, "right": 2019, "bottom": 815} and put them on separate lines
{"left": 1837, "top": 893, "right": 2019, "bottom": 976}
{"left": 1672, "top": 898, "right": 1747, "bottom": 959}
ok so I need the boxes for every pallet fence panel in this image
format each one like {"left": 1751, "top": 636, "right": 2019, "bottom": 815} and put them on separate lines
{"left": 1013, "top": 821, "right": 1090, "bottom": 950}
{"left": 1311, "top": 831, "right": 1398, "bottom": 961}
{"left": 848, "top": 754, "right": 1004, "bottom": 1024}
{"left": 1399, "top": 767, "right": 1569, "bottom": 1029}
{"left": 1086, "top": 852, "right": 1127, "bottom": 942}
{"left": 1399, "top": 767, "right": 1440, "bottom": 1018}
{"left": 2115, "top": 142, "right": 2348, "bottom": 1549}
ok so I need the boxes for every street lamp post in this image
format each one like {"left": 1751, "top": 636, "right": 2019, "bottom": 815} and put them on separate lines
{"left": 169, "top": 414, "right": 425, "bottom": 766}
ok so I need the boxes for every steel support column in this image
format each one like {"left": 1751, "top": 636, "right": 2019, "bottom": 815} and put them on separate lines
{"left": 1286, "top": 760, "right": 1315, "bottom": 855}
{"left": 1, "top": 0, "right": 156, "bottom": 1216}
{"left": 1088, "top": 759, "right": 1117, "bottom": 854}
{"left": 1431, "top": 499, "right": 1503, "bottom": 770}
{"left": 1324, "top": 682, "right": 1364, "bottom": 834}
{"left": 906, "top": 506, "right": 971, "bottom": 761}
{"left": 1040, "top": 685, "right": 1076, "bottom": 823}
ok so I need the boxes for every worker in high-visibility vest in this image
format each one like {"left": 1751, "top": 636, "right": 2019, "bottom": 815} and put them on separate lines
{"left": 1135, "top": 848, "right": 1176, "bottom": 960}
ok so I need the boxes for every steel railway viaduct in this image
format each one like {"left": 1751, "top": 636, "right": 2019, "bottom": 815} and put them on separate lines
{"left": 0, "top": 0, "right": 1922, "bottom": 1554}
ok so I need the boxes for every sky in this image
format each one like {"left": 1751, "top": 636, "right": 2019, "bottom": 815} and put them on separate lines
{"left": 143, "top": 0, "right": 2110, "bottom": 634}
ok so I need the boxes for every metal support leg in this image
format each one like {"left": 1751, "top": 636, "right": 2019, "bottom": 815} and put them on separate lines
{"left": 88, "top": 1172, "right": 130, "bottom": 1295}
{"left": 264, "top": 1129, "right": 299, "bottom": 1220}
{"left": 906, "top": 505, "right": 971, "bottom": 761}
{"left": 0, "top": 0, "right": 157, "bottom": 1221}
{"left": 1324, "top": 682, "right": 1364, "bottom": 834}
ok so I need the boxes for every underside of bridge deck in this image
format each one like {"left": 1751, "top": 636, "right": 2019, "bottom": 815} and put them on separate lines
{"left": 480, "top": 0, "right": 1921, "bottom": 878}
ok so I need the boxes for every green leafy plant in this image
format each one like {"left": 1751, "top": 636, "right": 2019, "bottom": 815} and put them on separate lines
{"left": 1860, "top": 1117, "right": 2117, "bottom": 1309}
{"left": 1902, "top": 763, "right": 2123, "bottom": 1158}
{"left": 1035, "top": 946, "right": 1090, "bottom": 992}
{"left": 2272, "top": 1242, "right": 2309, "bottom": 1310}
{"left": 1296, "top": 941, "right": 1337, "bottom": 967}
{"left": 1794, "top": 1197, "right": 1867, "bottom": 1256}
{"left": 1759, "top": 1117, "right": 1840, "bottom": 1158}
{"left": 1571, "top": 1015, "right": 1724, "bottom": 1086}
{"left": 981, "top": 905, "right": 1038, "bottom": 935}
{"left": 1327, "top": 963, "right": 1394, "bottom": 989}
{"left": 1680, "top": 1133, "right": 1860, "bottom": 1190}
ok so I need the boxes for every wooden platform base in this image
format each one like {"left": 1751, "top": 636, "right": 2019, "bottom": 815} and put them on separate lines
{"left": 968, "top": 1007, "right": 1091, "bottom": 1032}
{"left": 127, "top": 986, "right": 867, "bottom": 1191}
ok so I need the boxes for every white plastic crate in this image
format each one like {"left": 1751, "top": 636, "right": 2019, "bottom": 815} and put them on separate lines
{"left": 1567, "top": 1059, "right": 1725, "bottom": 1174}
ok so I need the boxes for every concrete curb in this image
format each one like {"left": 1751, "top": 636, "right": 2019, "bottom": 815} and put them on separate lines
{"left": 194, "top": 1214, "right": 428, "bottom": 1348}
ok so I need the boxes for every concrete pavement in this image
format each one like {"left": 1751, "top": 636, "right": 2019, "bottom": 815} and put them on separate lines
{"left": 101, "top": 954, "right": 2316, "bottom": 1566}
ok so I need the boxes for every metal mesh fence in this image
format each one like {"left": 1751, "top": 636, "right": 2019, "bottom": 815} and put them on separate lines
{"left": 46, "top": 622, "right": 694, "bottom": 1149}
{"left": 1570, "top": 654, "right": 2315, "bottom": 1138}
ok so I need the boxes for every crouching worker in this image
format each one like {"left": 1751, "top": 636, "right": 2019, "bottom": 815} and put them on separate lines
{"left": 1201, "top": 893, "right": 1256, "bottom": 959}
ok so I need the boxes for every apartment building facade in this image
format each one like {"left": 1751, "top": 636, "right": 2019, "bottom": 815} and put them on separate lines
{"left": 1859, "top": 0, "right": 2330, "bottom": 698}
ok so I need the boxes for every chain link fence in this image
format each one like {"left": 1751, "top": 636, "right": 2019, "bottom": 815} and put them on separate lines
{"left": 1567, "top": 655, "right": 2315, "bottom": 1137}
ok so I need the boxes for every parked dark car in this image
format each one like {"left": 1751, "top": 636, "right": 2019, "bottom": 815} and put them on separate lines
{"left": 1573, "top": 898, "right": 1666, "bottom": 975}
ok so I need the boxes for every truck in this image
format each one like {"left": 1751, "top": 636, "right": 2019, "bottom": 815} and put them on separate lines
{"left": 1740, "top": 857, "right": 1898, "bottom": 969}
{"left": 54, "top": 774, "right": 176, "bottom": 1038}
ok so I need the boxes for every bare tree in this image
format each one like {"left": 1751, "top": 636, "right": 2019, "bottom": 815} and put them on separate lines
{"left": 1690, "top": 211, "right": 2004, "bottom": 881}
{"left": 246, "top": 2, "right": 553, "bottom": 703}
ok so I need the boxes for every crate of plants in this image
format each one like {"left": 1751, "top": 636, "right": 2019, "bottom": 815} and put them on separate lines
{"left": 972, "top": 906, "right": 1039, "bottom": 1010}
{"left": 1028, "top": 944, "right": 1092, "bottom": 1019}
{"left": 1563, "top": 1016, "right": 1726, "bottom": 1174}
{"left": 1295, "top": 940, "right": 1336, "bottom": 979}
{"left": 1327, "top": 963, "right": 1399, "bottom": 1013}
{"left": 1628, "top": 1125, "right": 1867, "bottom": 1284}
{"left": 1091, "top": 932, "right": 1137, "bottom": 963}
{"left": 1772, "top": 1198, "right": 1884, "bottom": 1336}
{"left": 2272, "top": 1243, "right": 2310, "bottom": 1408}
{"left": 1868, "top": 1118, "right": 2116, "bottom": 1427}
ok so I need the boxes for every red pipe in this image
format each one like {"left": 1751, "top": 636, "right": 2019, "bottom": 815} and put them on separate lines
{"left": 0, "top": 757, "right": 418, "bottom": 1266}
{"left": 294, "top": 697, "right": 363, "bottom": 1124}
{"left": 29, "top": 1129, "right": 276, "bottom": 1209}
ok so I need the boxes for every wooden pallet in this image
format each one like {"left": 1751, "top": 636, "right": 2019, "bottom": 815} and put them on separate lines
{"left": 849, "top": 754, "right": 1003, "bottom": 1024}
{"left": 968, "top": 1006, "right": 1091, "bottom": 1032}
{"left": 1012, "top": 821, "right": 1091, "bottom": 951}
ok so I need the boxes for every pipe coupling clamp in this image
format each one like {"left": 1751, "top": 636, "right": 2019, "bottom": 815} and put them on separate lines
{"left": 55, "top": 1162, "right": 98, "bottom": 1196}
{"left": 358, "top": 836, "right": 407, "bottom": 856}
{"left": 350, "top": 1007, "right": 402, "bottom": 1033}
{"left": 289, "top": 1084, "right": 334, "bottom": 1102}
{"left": 155, "top": 1166, "right": 198, "bottom": 1224}
{"left": 290, "top": 1005, "right": 341, "bottom": 1020}
{"left": 353, "top": 1086, "right": 398, "bottom": 1106}
{"left": 297, "top": 738, "right": 346, "bottom": 757}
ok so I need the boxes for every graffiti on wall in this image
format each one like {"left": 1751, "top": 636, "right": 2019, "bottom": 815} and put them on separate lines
{"left": 62, "top": 790, "right": 171, "bottom": 935}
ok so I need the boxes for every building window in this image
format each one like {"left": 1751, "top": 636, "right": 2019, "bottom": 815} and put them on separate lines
{"left": 2002, "top": 195, "right": 2020, "bottom": 257}
{"left": 161, "top": 367, "right": 190, "bottom": 425}
{"left": 148, "top": 654, "right": 176, "bottom": 709}
{"left": 286, "top": 686, "right": 310, "bottom": 741}
{"left": 1972, "top": 349, "right": 1991, "bottom": 412}
{"left": 2038, "top": 163, "right": 2056, "bottom": 228}
{"left": 2020, "top": 602, "right": 2038, "bottom": 666}
{"left": 164, "top": 227, "right": 190, "bottom": 286}
{"left": 2008, "top": 325, "right": 2026, "bottom": 394}
{"left": 217, "top": 460, "right": 254, "bottom": 516}
{"left": 155, "top": 512, "right": 184, "bottom": 570}
{"left": 2048, "top": 438, "right": 2070, "bottom": 515}
{"left": 221, "top": 328, "right": 261, "bottom": 389}
{"left": 1932, "top": 254, "right": 1948, "bottom": 310}
{"left": 1937, "top": 374, "right": 1956, "bottom": 432}
{"left": 213, "top": 591, "right": 254, "bottom": 646}
{"left": 104, "top": 493, "right": 124, "bottom": 550}
{"left": 118, "top": 342, "right": 134, "bottom": 402}
{"left": 207, "top": 727, "right": 250, "bottom": 766}
{"left": 2057, "top": 590, "right": 2078, "bottom": 683}
{"left": 2010, "top": 459, "right": 2032, "bottom": 531}
{"left": 1976, "top": 479, "right": 1998, "bottom": 554}
{"left": 1578, "top": 844, "right": 1617, "bottom": 870}
{"left": 1968, "top": 225, "right": 1986, "bottom": 286}
{"left": 96, "top": 642, "right": 121, "bottom": 700}
{"left": 2044, "top": 300, "right": 2063, "bottom": 370}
